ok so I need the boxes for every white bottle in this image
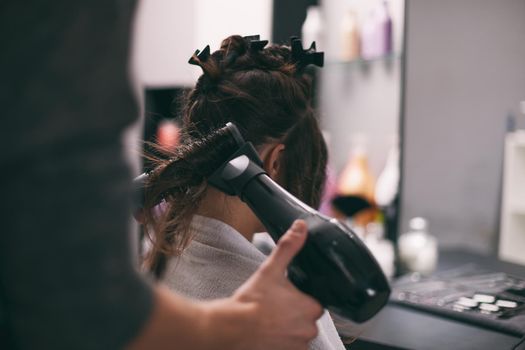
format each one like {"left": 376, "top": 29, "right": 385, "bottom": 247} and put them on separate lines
{"left": 364, "top": 222, "right": 395, "bottom": 279}
{"left": 375, "top": 137, "right": 400, "bottom": 207}
{"left": 302, "top": 6, "right": 323, "bottom": 50}
{"left": 398, "top": 217, "right": 438, "bottom": 275}
{"left": 361, "top": 11, "right": 377, "bottom": 59}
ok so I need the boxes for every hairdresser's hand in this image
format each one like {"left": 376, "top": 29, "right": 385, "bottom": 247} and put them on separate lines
{"left": 205, "top": 220, "right": 323, "bottom": 350}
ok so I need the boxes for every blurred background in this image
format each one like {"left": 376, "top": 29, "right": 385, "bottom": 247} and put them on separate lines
{"left": 131, "top": 0, "right": 525, "bottom": 278}
{"left": 4, "top": 2, "right": 525, "bottom": 348}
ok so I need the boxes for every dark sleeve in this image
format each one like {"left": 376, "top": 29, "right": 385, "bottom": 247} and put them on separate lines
{"left": 0, "top": 2, "right": 154, "bottom": 349}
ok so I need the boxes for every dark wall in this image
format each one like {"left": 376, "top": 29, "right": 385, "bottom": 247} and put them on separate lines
{"left": 272, "top": 0, "right": 318, "bottom": 44}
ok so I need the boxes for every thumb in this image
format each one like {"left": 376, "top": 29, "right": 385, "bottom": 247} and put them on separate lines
{"left": 260, "top": 220, "right": 308, "bottom": 278}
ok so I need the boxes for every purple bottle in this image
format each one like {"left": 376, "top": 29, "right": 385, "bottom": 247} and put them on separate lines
{"left": 378, "top": 1, "right": 393, "bottom": 55}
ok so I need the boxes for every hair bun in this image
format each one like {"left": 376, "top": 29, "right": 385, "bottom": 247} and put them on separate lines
{"left": 220, "top": 35, "right": 248, "bottom": 55}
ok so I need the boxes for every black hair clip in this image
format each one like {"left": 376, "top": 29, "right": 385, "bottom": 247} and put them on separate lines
{"left": 243, "top": 34, "right": 260, "bottom": 42}
{"left": 250, "top": 39, "right": 268, "bottom": 52}
{"left": 290, "top": 37, "right": 324, "bottom": 68}
{"left": 223, "top": 34, "right": 268, "bottom": 66}
{"left": 188, "top": 45, "right": 211, "bottom": 66}
{"left": 244, "top": 34, "right": 268, "bottom": 52}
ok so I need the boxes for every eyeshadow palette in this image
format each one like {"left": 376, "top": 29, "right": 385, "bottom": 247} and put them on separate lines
{"left": 391, "top": 264, "right": 525, "bottom": 336}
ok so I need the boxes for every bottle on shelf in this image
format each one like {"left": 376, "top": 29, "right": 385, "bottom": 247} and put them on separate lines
{"left": 361, "top": 10, "right": 378, "bottom": 60}
{"left": 498, "top": 128, "right": 525, "bottom": 265}
{"left": 375, "top": 136, "right": 400, "bottom": 242}
{"left": 398, "top": 217, "right": 438, "bottom": 275}
{"left": 375, "top": 135, "right": 399, "bottom": 207}
{"left": 364, "top": 221, "right": 395, "bottom": 279}
{"left": 156, "top": 119, "right": 181, "bottom": 149}
{"left": 361, "top": 1, "right": 394, "bottom": 60}
{"left": 336, "top": 134, "right": 377, "bottom": 227}
{"left": 376, "top": 0, "right": 393, "bottom": 55}
{"left": 337, "top": 134, "right": 376, "bottom": 203}
{"left": 340, "top": 9, "right": 360, "bottom": 61}
{"left": 302, "top": 6, "right": 323, "bottom": 50}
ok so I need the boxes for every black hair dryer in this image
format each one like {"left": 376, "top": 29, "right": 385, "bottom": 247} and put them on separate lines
{"left": 207, "top": 123, "right": 391, "bottom": 323}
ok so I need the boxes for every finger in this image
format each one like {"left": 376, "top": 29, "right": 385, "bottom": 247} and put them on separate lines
{"left": 311, "top": 302, "right": 324, "bottom": 320}
{"left": 288, "top": 286, "right": 323, "bottom": 320}
{"left": 260, "top": 220, "right": 307, "bottom": 278}
{"left": 304, "top": 297, "right": 324, "bottom": 320}
{"left": 291, "top": 317, "right": 320, "bottom": 344}
{"left": 304, "top": 324, "right": 319, "bottom": 341}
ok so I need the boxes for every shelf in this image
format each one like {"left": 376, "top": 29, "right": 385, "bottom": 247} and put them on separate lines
{"left": 499, "top": 130, "right": 525, "bottom": 264}
{"left": 326, "top": 52, "right": 402, "bottom": 66}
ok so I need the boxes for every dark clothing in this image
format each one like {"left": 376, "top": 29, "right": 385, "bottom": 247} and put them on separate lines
{"left": 0, "top": 2, "right": 153, "bottom": 349}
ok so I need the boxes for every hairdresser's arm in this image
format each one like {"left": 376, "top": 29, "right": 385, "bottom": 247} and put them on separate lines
{"left": 129, "top": 220, "right": 323, "bottom": 350}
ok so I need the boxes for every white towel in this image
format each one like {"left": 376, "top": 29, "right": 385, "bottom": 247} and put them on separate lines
{"left": 164, "top": 215, "right": 346, "bottom": 350}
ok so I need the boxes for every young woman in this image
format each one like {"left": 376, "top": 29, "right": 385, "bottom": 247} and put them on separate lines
{"left": 142, "top": 35, "right": 345, "bottom": 350}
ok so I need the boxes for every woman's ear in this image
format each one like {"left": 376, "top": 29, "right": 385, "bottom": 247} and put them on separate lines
{"left": 261, "top": 143, "right": 286, "bottom": 180}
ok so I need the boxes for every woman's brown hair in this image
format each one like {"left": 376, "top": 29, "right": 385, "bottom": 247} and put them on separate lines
{"left": 142, "top": 35, "right": 328, "bottom": 277}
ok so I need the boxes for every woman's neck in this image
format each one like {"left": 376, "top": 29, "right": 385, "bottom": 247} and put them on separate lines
{"left": 196, "top": 187, "right": 262, "bottom": 242}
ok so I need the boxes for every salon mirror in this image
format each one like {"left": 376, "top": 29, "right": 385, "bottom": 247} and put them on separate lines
{"left": 400, "top": 0, "right": 525, "bottom": 264}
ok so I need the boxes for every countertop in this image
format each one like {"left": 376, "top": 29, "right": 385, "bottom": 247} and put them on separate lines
{"left": 336, "top": 249, "right": 525, "bottom": 350}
